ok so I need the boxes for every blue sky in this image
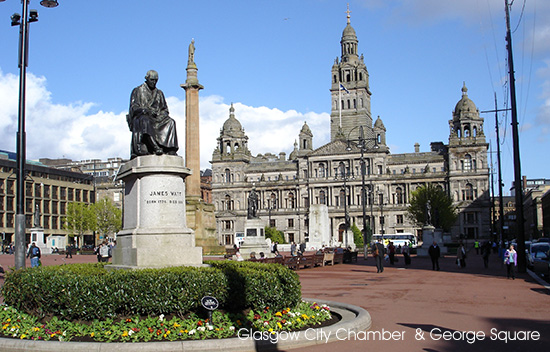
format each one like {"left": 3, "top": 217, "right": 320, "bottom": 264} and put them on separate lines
{"left": 0, "top": 0, "right": 549, "bottom": 195}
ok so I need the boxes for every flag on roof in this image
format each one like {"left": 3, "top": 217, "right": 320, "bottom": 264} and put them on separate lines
{"left": 339, "top": 83, "right": 350, "bottom": 94}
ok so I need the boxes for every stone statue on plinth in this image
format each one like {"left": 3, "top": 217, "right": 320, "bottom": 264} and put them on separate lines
{"left": 247, "top": 188, "right": 259, "bottom": 219}
{"left": 33, "top": 204, "right": 41, "bottom": 228}
{"left": 127, "top": 70, "right": 179, "bottom": 159}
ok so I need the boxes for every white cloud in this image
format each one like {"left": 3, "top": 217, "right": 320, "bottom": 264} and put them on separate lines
{"left": 0, "top": 70, "right": 330, "bottom": 171}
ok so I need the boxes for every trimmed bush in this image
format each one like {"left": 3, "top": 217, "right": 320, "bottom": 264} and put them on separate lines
{"left": 1, "top": 261, "right": 301, "bottom": 321}
{"left": 207, "top": 261, "right": 301, "bottom": 312}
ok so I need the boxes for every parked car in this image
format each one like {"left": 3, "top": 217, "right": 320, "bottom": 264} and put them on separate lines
{"left": 528, "top": 243, "right": 550, "bottom": 269}
{"left": 532, "top": 249, "right": 550, "bottom": 277}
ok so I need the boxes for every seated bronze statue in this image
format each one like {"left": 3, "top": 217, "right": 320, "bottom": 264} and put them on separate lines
{"left": 127, "top": 70, "right": 179, "bottom": 158}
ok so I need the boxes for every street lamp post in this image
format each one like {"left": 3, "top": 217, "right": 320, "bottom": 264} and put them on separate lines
{"left": 335, "top": 162, "right": 352, "bottom": 248}
{"left": 7, "top": 0, "right": 59, "bottom": 269}
{"left": 345, "top": 125, "right": 378, "bottom": 250}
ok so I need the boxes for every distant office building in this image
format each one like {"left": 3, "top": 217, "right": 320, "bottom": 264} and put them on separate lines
{"left": 211, "top": 13, "right": 491, "bottom": 246}
{"left": 0, "top": 152, "right": 94, "bottom": 247}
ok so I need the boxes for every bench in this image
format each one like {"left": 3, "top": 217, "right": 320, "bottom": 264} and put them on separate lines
{"left": 224, "top": 248, "right": 237, "bottom": 259}
{"left": 312, "top": 253, "right": 324, "bottom": 267}
{"left": 333, "top": 252, "right": 344, "bottom": 264}
{"left": 284, "top": 256, "right": 300, "bottom": 270}
{"left": 344, "top": 251, "right": 358, "bottom": 263}
{"left": 323, "top": 252, "right": 335, "bottom": 266}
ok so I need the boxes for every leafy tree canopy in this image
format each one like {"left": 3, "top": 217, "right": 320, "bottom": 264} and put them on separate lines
{"left": 264, "top": 226, "right": 286, "bottom": 244}
{"left": 407, "top": 184, "right": 457, "bottom": 232}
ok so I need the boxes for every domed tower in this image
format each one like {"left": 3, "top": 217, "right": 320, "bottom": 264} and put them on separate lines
{"left": 299, "top": 121, "right": 313, "bottom": 152}
{"left": 449, "top": 82, "right": 486, "bottom": 145}
{"left": 447, "top": 83, "right": 490, "bottom": 241}
{"left": 373, "top": 116, "right": 388, "bottom": 151}
{"left": 330, "top": 5, "right": 372, "bottom": 141}
{"left": 212, "top": 103, "right": 251, "bottom": 162}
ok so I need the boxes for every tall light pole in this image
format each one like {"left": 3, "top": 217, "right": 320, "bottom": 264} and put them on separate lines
{"left": 335, "top": 161, "right": 352, "bottom": 247}
{"left": 345, "top": 125, "right": 379, "bottom": 250}
{"left": 8, "top": 0, "right": 59, "bottom": 269}
{"left": 505, "top": 0, "right": 526, "bottom": 272}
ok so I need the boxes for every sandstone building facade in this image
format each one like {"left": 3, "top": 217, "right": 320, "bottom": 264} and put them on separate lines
{"left": 211, "top": 14, "right": 491, "bottom": 247}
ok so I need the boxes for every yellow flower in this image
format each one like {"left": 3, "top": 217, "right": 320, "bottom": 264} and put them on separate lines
{"left": 33, "top": 327, "right": 40, "bottom": 332}
{"left": 297, "top": 318, "right": 301, "bottom": 322}
{"left": 122, "top": 331, "right": 128, "bottom": 337}
{"left": 277, "top": 322, "right": 282, "bottom": 329}
{"left": 20, "top": 334, "right": 26, "bottom": 339}
{"left": 90, "top": 332, "right": 95, "bottom": 337}
{"left": 268, "top": 328, "right": 273, "bottom": 333}
{"left": 173, "top": 323, "right": 181, "bottom": 328}
{"left": 275, "top": 312, "right": 282, "bottom": 317}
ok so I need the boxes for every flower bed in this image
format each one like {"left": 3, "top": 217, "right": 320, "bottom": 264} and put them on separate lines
{"left": 0, "top": 262, "right": 334, "bottom": 342}
{"left": 0, "top": 301, "right": 333, "bottom": 342}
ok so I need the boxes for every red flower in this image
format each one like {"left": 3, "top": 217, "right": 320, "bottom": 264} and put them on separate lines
{"left": 197, "top": 321, "right": 203, "bottom": 326}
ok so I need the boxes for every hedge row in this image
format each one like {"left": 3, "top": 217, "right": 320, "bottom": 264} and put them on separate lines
{"left": 1, "top": 261, "right": 301, "bottom": 321}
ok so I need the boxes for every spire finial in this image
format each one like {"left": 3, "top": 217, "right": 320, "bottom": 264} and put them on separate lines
{"left": 462, "top": 81, "right": 468, "bottom": 96}
{"left": 346, "top": 3, "right": 351, "bottom": 24}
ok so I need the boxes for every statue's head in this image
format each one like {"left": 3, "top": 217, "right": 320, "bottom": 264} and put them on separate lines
{"left": 145, "top": 70, "right": 159, "bottom": 89}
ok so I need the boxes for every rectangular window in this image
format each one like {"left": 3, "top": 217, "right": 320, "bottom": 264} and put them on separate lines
{"left": 396, "top": 214, "right": 403, "bottom": 224}
{"left": 288, "top": 219, "right": 294, "bottom": 228}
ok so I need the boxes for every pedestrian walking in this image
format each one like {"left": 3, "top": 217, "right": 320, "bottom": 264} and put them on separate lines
{"left": 428, "top": 241, "right": 441, "bottom": 271}
{"left": 65, "top": 244, "right": 73, "bottom": 259}
{"left": 504, "top": 244, "right": 517, "bottom": 279}
{"left": 457, "top": 243, "right": 467, "bottom": 268}
{"left": 26, "top": 242, "right": 41, "bottom": 268}
{"left": 402, "top": 242, "right": 411, "bottom": 266}
{"left": 481, "top": 242, "right": 491, "bottom": 268}
{"left": 373, "top": 240, "right": 385, "bottom": 273}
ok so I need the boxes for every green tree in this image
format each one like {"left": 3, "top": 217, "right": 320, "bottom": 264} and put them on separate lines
{"left": 91, "top": 198, "right": 122, "bottom": 240}
{"left": 351, "top": 223, "right": 363, "bottom": 248}
{"left": 63, "top": 202, "right": 93, "bottom": 246}
{"left": 264, "top": 226, "right": 286, "bottom": 244}
{"left": 407, "top": 184, "right": 457, "bottom": 232}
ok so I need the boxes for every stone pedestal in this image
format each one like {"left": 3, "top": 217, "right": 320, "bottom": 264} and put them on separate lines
{"left": 185, "top": 196, "right": 223, "bottom": 254}
{"left": 111, "top": 155, "right": 202, "bottom": 269}
{"left": 307, "top": 204, "right": 330, "bottom": 250}
{"left": 238, "top": 218, "right": 269, "bottom": 259}
{"left": 30, "top": 227, "right": 48, "bottom": 253}
{"left": 417, "top": 225, "right": 447, "bottom": 256}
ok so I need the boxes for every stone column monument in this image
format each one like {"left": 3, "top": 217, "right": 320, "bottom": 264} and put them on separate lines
{"left": 180, "top": 39, "right": 221, "bottom": 254}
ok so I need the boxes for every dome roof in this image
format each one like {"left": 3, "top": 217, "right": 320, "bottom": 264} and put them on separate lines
{"left": 453, "top": 83, "right": 478, "bottom": 120}
{"left": 300, "top": 121, "right": 312, "bottom": 136}
{"left": 374, "top": 116, "right": 385, "bottom": 129}
{"left": 222, "top": 103, "right": 243, "bottom": 132}
{"left": 342, "top": 23, "right": 357, "bottom": 38}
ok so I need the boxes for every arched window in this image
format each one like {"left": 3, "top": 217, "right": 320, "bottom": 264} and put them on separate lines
{"left": 339, "top": 189, "right": 346, "bottom": 208}
{"left": 224, "top": 194, "right": 233, "bottom": 210}
{"left": 224, "top": 168, "right": 231, "bottom": 183}
{"left": 464, "top": 154, "right": 472, "bottom": 171}
{"left": 396, "top": 187, "right": 403, "bottom": 204}
{"left": 464, "top": 184, "right": 474, "bottom": 201}
{"left": 225, "top": 142, "right": 231, "bottom": 154}
{"left": 288, "top": 192, "right": 295, "bottom": 208}
{"left": 319, "top": 190, "right": 326, "bottom": 205}
{"left": 319, "top": 163, "right": 326, "bottom": 178}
